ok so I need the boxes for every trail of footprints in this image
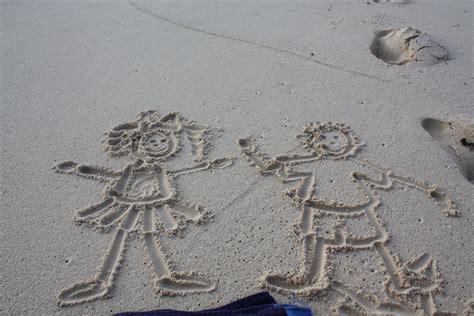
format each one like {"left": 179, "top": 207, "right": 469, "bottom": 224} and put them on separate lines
{"left": 238, "top": 122, "right": 460, "bottom": 314}
{"left": 53, "top": 111, "right": 233, "bottom": 306}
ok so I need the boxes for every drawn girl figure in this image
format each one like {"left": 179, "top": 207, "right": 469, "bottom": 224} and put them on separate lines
{"left": 238, "top": 122, "right": 457, "bottom": 313}
{"left": 53, "top": 111, "right": 232, "bottom": 306}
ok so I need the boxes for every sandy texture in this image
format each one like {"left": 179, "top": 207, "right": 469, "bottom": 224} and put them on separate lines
{"left": 369, "top": 27, "right": 448, "bottom": 65}
{"left": 1, "top": 0, "right": 473, "bottom": 314}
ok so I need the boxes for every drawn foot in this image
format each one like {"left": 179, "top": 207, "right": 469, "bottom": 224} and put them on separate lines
{"left": 156, "top": 272, "right": 215, "bottom": 295}
{"left": 57, "top": 279, "right": 109, "bottom": 306}
{"left": 259, "top": 272, "right": 326, "bottom": 297}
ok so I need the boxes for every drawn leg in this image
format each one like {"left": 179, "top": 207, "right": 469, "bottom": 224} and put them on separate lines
{"left": 142, "top": 206, "right": 215, "bottom": 295}
{"left": 299, "top": 205, "right": 314, "bottom": 235}
{"left": 261, "top": 232, "right": 330, "bottom": 293}
{"left": 261, "top": 210, "right": 342, "bottom": 296}
{"left": 57, "top": 206, "right": 140, "bottom": 306}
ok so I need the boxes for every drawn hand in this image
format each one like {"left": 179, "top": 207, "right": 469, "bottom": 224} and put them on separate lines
{"left": 53, "top": 161, "right": 119, "bottom": 180}
{"left": 53, "top": 161, "right": 79, "bottom": 174}
{"left": 237, "top": 137, "right": 256, "bottom": 154}
{"left": 209, "top": 157, "right": 234, "bottom": 169}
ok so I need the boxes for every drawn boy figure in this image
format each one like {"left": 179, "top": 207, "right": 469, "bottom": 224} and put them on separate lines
{"left": 238, "top": 122, "right": 457, "bottom": 313}
{"left": 54, "top": 111, "right": 232, "bottom": 306}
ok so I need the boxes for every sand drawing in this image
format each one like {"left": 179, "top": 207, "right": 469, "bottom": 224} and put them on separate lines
{"left": 53, "top": 111, "right": 233, "bottom": 306}
{"left": 371, "top": 0, "right": 410, "bottom": 3}
{"left": 238, "top": 122, "right": 459, "bottom": 314}
{"left": 370, "top": 27, "right": 448, "bottom": 65}
{"left": 422, "top": 117, "right": 474, "bottom": 184}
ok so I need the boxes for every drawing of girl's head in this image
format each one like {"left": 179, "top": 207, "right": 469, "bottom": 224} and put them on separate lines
{"left": 298, "top": 122, "right": 363, "bottom": 159}
{"left": 103, "top": 111, "right": 220, "bottom": 163}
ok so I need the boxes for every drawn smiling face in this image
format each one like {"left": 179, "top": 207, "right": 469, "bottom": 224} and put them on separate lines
{"left": 137, "top": 131, "right": 178, "bottom": 161}
{"left": 313, "top": 130, "right": 349, "bottom": 154}
{"left": 103, "top": 111, "right": 182, "bottom": 162}
{"left": 299, "top": 122, "right": 363, "bottom": 159}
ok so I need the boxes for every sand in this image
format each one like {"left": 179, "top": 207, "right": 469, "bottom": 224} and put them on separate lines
{"left": 1, "top": 0, "right": 473, "bottom": 314}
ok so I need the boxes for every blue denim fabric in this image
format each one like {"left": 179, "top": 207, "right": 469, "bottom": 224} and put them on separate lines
{"left": 115, "top": 292, "right": 313, "bottom": 316}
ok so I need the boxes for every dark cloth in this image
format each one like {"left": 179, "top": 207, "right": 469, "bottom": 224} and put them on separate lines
{"left": 115, "top": 292, "right": 312, "bottom": 316}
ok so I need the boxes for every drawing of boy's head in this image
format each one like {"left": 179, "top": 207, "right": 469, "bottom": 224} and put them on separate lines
{"left": 298, "top": 122, "right": 363, "bottom": 159}
{"left": 103, "top": 111, "right": 220, "bottom": 163}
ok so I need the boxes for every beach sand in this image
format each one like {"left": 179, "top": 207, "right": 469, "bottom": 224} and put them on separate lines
{"left": 1, "top": 0, "right": 473, "bottom": 314}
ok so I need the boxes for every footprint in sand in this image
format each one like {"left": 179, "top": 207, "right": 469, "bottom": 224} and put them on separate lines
{"left": 370, "top": 27, "right": 447, "bottom": 65}
{"left": 422, "top": 117, "right": 474, "bottom": 184}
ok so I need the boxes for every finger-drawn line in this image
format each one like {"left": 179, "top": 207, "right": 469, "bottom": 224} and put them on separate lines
{"left": 128, "top": 0, "right": 389, "bottom": 83}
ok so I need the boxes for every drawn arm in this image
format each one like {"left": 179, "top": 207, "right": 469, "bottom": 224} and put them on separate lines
{"left": 389, "top": 173, "right": 457, "bottom": 216}
{"left": 275, "top": 152, "right": 320, "bottom": 164}
{"left": 169, "top": 157, "right": 233, "bottom": 177}
{"left": 237, "top": 137, "right": 282, "bottom": 174}
{"left": 352, "top": 158, "right": 458, "bottom": 216}
{"left": 238, "top": 136, "right": 317, "bottom": 201}
{"left": 52, "top": 161, "right": 120, "bottom": 181}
